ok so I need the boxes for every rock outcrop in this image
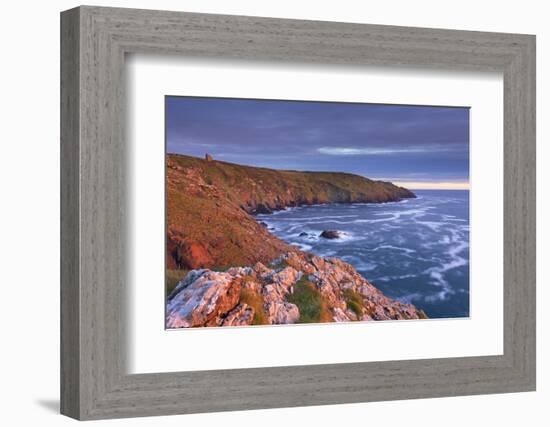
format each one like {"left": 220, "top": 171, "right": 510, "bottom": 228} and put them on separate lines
{"left": 320, "top": 230, "right": 343, "bottom": 239}
{"left": 166, "top": 251, "right": 427, "bottom": 328}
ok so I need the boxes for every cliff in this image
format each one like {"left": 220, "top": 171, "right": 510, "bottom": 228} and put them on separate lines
{"left": 166, "top": 153, "right": 415, "bottom": 270}
{"left": 167, "top": 251, "right": 427, "bottom": 328}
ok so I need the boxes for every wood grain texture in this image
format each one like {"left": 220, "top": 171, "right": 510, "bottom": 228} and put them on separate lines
{"left": 60, "top": 5, "right": 536, "bottom": 420}
{"left": 60, "top": 7, "right": 80, "bottom": 419}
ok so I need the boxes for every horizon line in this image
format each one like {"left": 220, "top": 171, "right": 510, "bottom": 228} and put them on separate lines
{"left": 393, "top": 181, "right": 470, "bottom": 190}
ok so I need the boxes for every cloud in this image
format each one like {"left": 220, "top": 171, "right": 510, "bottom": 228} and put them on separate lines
{"left": 170, "top": 136, "right": 218, "bottom": 148}
{"left": 317, "top": 145, "right": 463, "bottom": 156}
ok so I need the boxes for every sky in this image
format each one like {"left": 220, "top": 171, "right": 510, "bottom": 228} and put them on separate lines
{"left": 166, "top": 96, "right": 470, "bottom": 190}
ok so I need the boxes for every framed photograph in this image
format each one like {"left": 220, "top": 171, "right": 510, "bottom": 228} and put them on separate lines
{"left": 164, "top": 96, "right": 465, "bottom": 328}
{"left": 61, "top": 6, "right": 536, "bottom": 420}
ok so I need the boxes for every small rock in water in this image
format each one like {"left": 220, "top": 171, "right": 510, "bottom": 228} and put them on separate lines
{"left": 298, "top": 232, "right": 309, "bottom": 237}
{"left": 320, "top": 230, "right": 342, "bottom": 239}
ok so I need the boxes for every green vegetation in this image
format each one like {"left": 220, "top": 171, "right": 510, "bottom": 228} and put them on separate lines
{"left": 169, "top": 153, "right": 414, "bottom": 211}
{"left": 288, "top": 276, "right": 332, "bottom": 323}
{"left": 343, "top": 288, "right": 365, "bottom": 318}
{"left": 166, "top": 269, "right": 189, "bottom": 296}
{"left": 239, "top": 288, "right": 268, "bottom": 325}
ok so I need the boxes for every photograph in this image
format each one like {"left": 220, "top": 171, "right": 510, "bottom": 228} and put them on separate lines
{"left": 165, "top": 96, "right": 470, "bottom": 328}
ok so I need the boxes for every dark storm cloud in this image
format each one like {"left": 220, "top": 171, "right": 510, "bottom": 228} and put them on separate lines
{"left": 166, "top": 96, "right": 469, "bottom": 186}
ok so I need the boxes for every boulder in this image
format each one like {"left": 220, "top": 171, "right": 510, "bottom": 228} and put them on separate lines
{"left": 252, "top": 261, "right": 273, "bottom": 279}
{"left": 166, "top": 271, "right": 241, "bottom": 328}
{"left": 261, "top": 266, "right": 301, "bottom": 306}
{"left": 167, "top": 268, "right": 207, "bottom": 300}
{"left": 222, "top": 304, "right": 255, "bottom": 326}
{"left": 225, "top": 266, "right": 253, "bottom": 276}
{"left": 320, "top": 230, "right": 342, "bottom": 239}
{"left": 265, "top": 301, "right": 300, "bottom": 324}
{"left": 166, "top": 250, "right": 427, "bottom": 328}
{"left": 332, "top": 307, "right": 351, "bottom": 322}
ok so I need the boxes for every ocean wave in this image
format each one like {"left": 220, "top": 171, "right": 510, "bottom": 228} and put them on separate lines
{"left": 398, "top": 292, "right": 424, "bottom": 304}
{"left": 414, "top": 221, "right": 444, "bottom": 232}
{"left": 257, "top": 195, "right": 470, "bottom": 314}
{"left": 291, "top": 242, "right": 313, "bottom": 251}
{"left": 392, "top": 235, "right": 406, "bottom": 245}
{"left": 284, "top": 224, "right": 310, "bottom": 233}
{"left": 340, "top": 255, "right": 377, "bottom": 272}
{"left": 273, "top": 214, "right": 359, "bottom": 222}
{"left": 372, "top": 273, "right": 418, "bottom": 283}
{"left": 422, "top": 241, "right": 469, "bottom": 301}
{"left": 269, "top": 207, "right": 293, "bottom": 215}
{"left": 317, "top": 249, "right": 337, "bottom": 257}
{"left": 371, "top": 244, "right": 416, "bottom": 254}
{"left": 372, "top": 207, "right": 432, "bottom": 217}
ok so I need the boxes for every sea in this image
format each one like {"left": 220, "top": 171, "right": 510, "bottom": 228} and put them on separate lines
{"left": 255, "top": 190, "right": 470, "bottom": 319}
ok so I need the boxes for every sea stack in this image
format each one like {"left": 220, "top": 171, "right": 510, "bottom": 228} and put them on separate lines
{"left": 320, "top": 230, "right": 342, "bottom": 239}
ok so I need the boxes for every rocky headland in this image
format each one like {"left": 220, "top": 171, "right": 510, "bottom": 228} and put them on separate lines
{"left": 166, "top": 153, "right": 415, "bottom": 271}
{"left": 166, "top": 153, "right": 424, "bottom": 327}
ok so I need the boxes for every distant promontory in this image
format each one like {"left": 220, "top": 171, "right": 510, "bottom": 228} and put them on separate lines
{"left": 166, "top": 153, "right": 415, "bottom": 271}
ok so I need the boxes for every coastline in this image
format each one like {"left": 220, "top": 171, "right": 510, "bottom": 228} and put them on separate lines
{"left": 166, "top": 153, "right": 416, "bottom": 271}
{"left": 165, "top": 153, "right": 429, "bottom": 327}
{"left": 252, "top": 190, "right": 470, "bottom": 318}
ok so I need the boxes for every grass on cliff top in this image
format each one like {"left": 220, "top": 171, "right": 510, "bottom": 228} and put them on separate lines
{"left": 168, "top": 153, "right": 413, "bottom": 207}
{"left": 417, "top": 309, "right": 429, "bottom": 319}
{"left": 288, "top": 276, "right": 332, "bottom": 324}
{"left": 343, "top": 288, "right": 365, "bottom": 318}
{"left": 166, "top": 269, "right": 189, "bottom": 297}
{"left": 239, "top": 287, "right": 269, "bottom": 325}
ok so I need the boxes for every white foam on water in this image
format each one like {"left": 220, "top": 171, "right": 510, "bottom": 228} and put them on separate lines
{"left": 393, "top": 235, "right": 406, "bottom": 245}
{"left": 285, "top": 224, "right": 307, "bottom": 233}
{"left": 291, "top": 242, "right": 313, "bottom": 251}
{"left": 340, "top": 255, "right": 377, "bottom": 272}
{"left": 277, "top": 214, "right": 359, "bottom": 222}
{"left": 372, "top": 244, "right": 416, "bottom": 254}
{"left": 415, "top": 221, "right": 444, "bottom": 232}
{"left": 256, "top": 194, "right": 470, "bottom": 312}
{"left": 372, "top": 273, "right": 418, "bottom": 283}
{"left": 422, "top": 240, "right": 469, "bottom": 301}
{"left": 398, "top": 292, "right": 424, "bottom": 304}
{"left": 317, "top": 249, "right": 337, "bottom": 257}
{"left": 295, "top": 219, "right": 362, "bottom": 225}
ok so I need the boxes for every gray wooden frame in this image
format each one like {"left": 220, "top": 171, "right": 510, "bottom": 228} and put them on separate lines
{"left": 60, "top": 5, "right": 536, "bottom": 420}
